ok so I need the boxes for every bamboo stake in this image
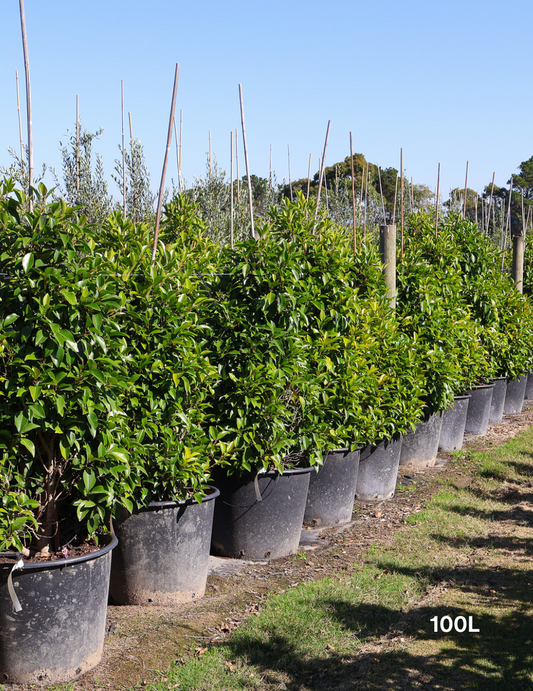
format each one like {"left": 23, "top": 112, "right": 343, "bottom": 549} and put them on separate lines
{"left": 208, "top": 131, "right": 212, "bottom": 181}
{"left": 410, "top": 177, "right": 414, "bottom": 214}
{"left": 324, "top": 159, "right": 329, "bottom": 209}
{"left": 392, "top": 173, "right": 398, "bottom": 226}
{"left": 16, "top": 71, "right": 24, "bottom": 164}
{"left": 238, "top": 84, "right": 256, "bottom": 240}
{"left": 501, "top": 177, "right": 513, "bottom": 270}
{"left": 400, "top": 148, "right": 404, "bottom": 259}
{"left": 76, "top": 95, "right": 80, "bottom": 192}
{"left": 269, "top": 144, "right": 272, "bottom": 185}
{"left": 314, "top": 120, "right": 331, "bottom": 221}
{"left": 230, "top": 130, "right": 234, "bottom": 249}
{"left": 128, "top": 112, "right": 137, "bottom": 214}
{"left": 306, "top": 154, "right": 312, "bottom": 202}
{"left": 152, "top": 63, "right": 180, "bottom": 262}
{"left": 173, "top": 117, "right": 180, "bottom": 190}
{"left": 179, "top": 109, "right": 183, "bottom": 193}
{"left": 350, "top": 133, "right": 356, "bottom": 253}
{"left": 486, "top": 173, "right": 495, "bottom": 234}
{"left": 235, "top": 129, "right": 240, "bottom": 204}
{"left": 435, "top": 162, "right": 441, "bottom": 237}
{"left": 19, "top": 0, "right": 33, "bottom": 210}
{"left": 288, "top": 145, "right": 293, "bottom": 202}
{"left": 462, "top": 161, "right": 469, "bottom": 219}
{"left": 377, "top": 164, "right": 386, "bottom": 224}
{"left": 359, "top": 163, "right": 365, "bottom": 217}
{"left": 121, "top": 81, "right": 126, "bottom": 216}
{"left": 474, "top": 195, "right": 478, "bottom": 228}
{"left": 522, "top": 189, "right": 526, "bottom": 239}
{"left": 363, "top": 163, "right": 369, "bottom": 240}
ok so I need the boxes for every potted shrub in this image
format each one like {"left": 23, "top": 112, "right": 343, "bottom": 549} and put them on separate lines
{"left": 100, "top": 208, "right": 223, "bottom": 605}
{"left": 0, "top": 181, "right": 132, "bottom": 684}
{"left": 200, "top": 194, "right": 426, "bottom": 548}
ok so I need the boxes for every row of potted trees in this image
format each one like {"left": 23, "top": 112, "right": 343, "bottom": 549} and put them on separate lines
{"left": 1, "top": 182, "right": 533, "bottom": 683}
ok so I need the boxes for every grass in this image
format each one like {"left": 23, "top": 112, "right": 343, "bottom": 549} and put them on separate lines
{"left": 131, "top": 426, "right": 533, "bottom": 690}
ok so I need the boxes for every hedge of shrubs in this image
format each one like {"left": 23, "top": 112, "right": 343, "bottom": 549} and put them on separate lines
{"left": 1, "top": 180, "right": 532, "bottom": 551}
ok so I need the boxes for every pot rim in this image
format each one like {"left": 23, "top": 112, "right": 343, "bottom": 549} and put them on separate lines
{"left": 147, "top": 485, "right": 221, "bottom": 509}
{"left": 0, "top": 532, "right": 118, "bottom": 574}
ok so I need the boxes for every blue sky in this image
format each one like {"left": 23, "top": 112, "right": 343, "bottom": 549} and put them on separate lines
{"left": 1, "top": 0, "right": 531, "bottom": 201}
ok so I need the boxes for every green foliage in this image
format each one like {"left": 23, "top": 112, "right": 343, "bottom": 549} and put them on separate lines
{"left": 0, "top": 180, "right": 133, "bottom": 547}
{"left": 200, "top": 193, "right": 425, "bottom": 476}
{"left": 112, "top": 137, "right": 157, "bottom": 223}
{"left": 58, "top": 124, "right": 112, "bottom": 225}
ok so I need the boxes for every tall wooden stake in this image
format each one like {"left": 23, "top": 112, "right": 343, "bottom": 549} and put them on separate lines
{"left": 230, "top": 130, "right": 234, "bottom": 248}
{"left": 435, "top": 162, "right": 441, "bottom": 237}
{"left": 400, "top": 148, "right": 404, "bottom": 259}
{"left": 76, "top": 95, "right": 80, "bottom": 192}
{"left": 377, "top": 164, "right": 386, "bottom": 224}
{"left": 306, "top": 154, "right": 312, "bottom": 202}
{"left": 121, "top": 81, "right": 126, "bottom": 215}
{"left": 239, "top": 84, "right": 256, "bottom": 239}
{"left": 235, "top": 129, "right": 240, "bottom": 204}
{"left": 16, "top": 71, "right": 24, "bottom": 163}
{"left": 350, "top": 133, "right": 356, "bottom": 253}
{"left": 179, "top": 109, "right": 183, "bottom": 193}
{"left": 152, "top": 63, "right": 180, "bottom": 261}
{"left": 288, "top": 145, "right": 293, "bottom": 201}
{"left": 486, "top": 172, "right": 495, "bottom": 234}
{"left": 314, "top": 120, "right": 331, "bottom": 221}
{"left": 19, "top": 0, "right": 33, "bottom": 210}
{"left": 462, "top": 161, "right": 469, "bottom": 219}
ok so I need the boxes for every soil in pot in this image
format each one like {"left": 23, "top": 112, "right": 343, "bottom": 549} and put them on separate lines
{"left": 304, "top": 448, "right": 360, "bottom": 528}
{"left": 399, "top": 411, "right": 443, "bottom": 468}
{"left": 355, "top": 436, "right": 402, "bottom": 501}
{"left": 109, "top": 487, "right": 219, "bottom": 606}
{"left": 439, "top": 394, "right": 471, "bottom": 452}
{"left": 0, "top": 534, "right": 117, "bottom": 685}
{"left": 211, "top": 467, "right": 312, "bottom": 561}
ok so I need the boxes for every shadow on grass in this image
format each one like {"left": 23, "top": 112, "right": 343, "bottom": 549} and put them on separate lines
{"left": 222, "top": 590, "right": 533, "bottom": 690}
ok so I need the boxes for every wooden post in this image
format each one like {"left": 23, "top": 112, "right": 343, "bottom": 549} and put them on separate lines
{"left": 152, "top": 63, "right": 180, "bottom": 262}
{"left": 178, "top": 109, "right": 183, "bottom": 193}
{"left": 380, "top": 224, "right": 397, "bottom": 309}
{"left": 512, "top": 233, "right": 524, "bottom": 293}
{"left": 462, "top": 161, "right": 469, "bottom": 219}
{"left": 306, "top": 153, "right": 312, "bottom": 202}
{"left": 288, "top": 144, "right": 293, "bottom": 201}
{"left": 76, "top": 95, "right": 80, "bottom": 192}
{"left": 400, "top": 149, "right": 404, "bottom": 260}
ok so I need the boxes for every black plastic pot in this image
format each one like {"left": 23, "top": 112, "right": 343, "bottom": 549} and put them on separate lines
{"left": 488, "top": 377, "right": 507, "bottom": 424}
{"left": 109, "top": 487, "right": 219, "bottom": 606}
{"left": 525, "top": 372, "right": 533, "bottom": 400}
{"left": 438, "top": 394, "right": 471, "bottom": 452}
{"left": 355, "top": 436, "right": 402, "bottom": 501}
{"left": 399, "top": 412, "right": 443, "bottom": 468}
{"left": 304, "top": 448, "right": 360, "bottom": 528}
{"left": 0, "top": 533, "right": 116, "bottom": 685}
{"left": 504, "top": 374, "right": 528, "bottom": 415}
{"left": 464, "top": 383, "right": 494, "bottom": 436}
{"left": 211, "top": 467, "right": 312, "bottom": 560}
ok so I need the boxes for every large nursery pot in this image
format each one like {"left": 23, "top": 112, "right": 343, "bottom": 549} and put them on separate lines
{"left": 0, "top": 533, "right": 117, "bottom": 685}
{"left": 438, "top": 394, "right": 471, "bottom": 452}
{"left": 525, "top": 372, "right": 533, "bottom": 401}
{"left": 464, "top": 383, "right": 494, "bottom": 436}
{"left": 355, "top": 436, "right": 403, "bottom": 501}
{"left": 399, "top": 411, "right": 443, "bottom": 468}
{"left": 304, "top": 448, "right": 360, "bottom": 528}
{"left": 504, "top": 374, "right": 528, "bottom": 415}
{"left": 489, "top": 377, "right": 508, "bottom": 425}
{"left": 211, "top": 467, "right": 312, "bottom": 560}
{"left": 109, "top": 487, "right": 219, "bottom": 606}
